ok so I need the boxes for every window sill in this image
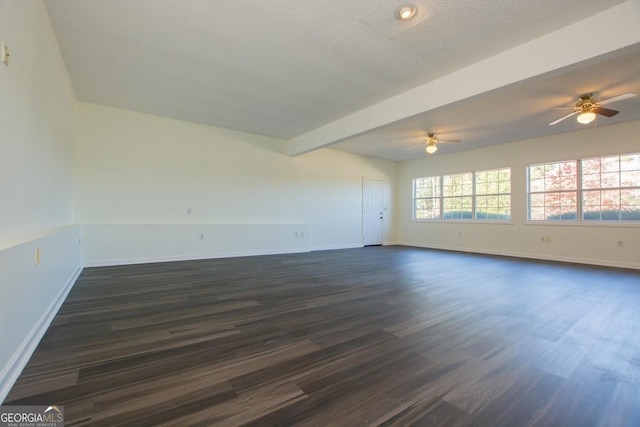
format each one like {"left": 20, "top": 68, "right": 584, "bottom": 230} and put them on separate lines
{"left": 525, "top": 221, "right": 640, "bottom": 227}
{"left": 412, "top": 219, "right": 514, "bottom": 225}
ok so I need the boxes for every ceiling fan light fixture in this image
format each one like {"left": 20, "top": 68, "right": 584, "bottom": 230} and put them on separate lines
{"left": 397, "top": 5, "right": 417, "bottom": 20}
{"left": 577, "top": 111, "right": 596, "bottom": 124}
{"left": 425, "top": 143, "right": 438, "bottom": 154}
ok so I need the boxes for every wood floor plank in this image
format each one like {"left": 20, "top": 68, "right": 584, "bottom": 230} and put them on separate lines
{"left": 530, "top": 358, "right": 621, "bottom": 427}
{"left": 378, "top": 398, "right": 473, "bottom": 427}
{"left": 471, "top": 366, "right": 565, "bottom": 426}
{"left": 6, "top": 369, "right": 79, "bottom": 401}
{"left": 4, "top": 246, "right": 640, "bottom": 425}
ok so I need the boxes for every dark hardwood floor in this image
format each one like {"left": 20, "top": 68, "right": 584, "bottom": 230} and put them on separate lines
{"left": 5, "top": 246, "right": 640, "bottom": 426}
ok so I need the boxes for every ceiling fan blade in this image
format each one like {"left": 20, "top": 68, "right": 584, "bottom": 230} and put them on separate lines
{"left": 549, "top": 111, "right": 578, "bottom": 125}
{"left": 599, "top": 92, "right": 637, "bottom": 106}
{"left": 439, "top": 140, "right": 461, "bottom": 144}
{"left": 592, "top": 106, "right": 619, "bottom": 117}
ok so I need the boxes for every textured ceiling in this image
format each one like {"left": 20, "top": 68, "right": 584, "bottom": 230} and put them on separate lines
{"left": 333, "top": 48, "right": 640, "bottom": 161}
{"left": 45, "top": 0, "right": 639, "bottom": 160}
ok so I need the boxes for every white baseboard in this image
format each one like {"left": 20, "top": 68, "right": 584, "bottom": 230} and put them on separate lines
{"left": 0, "top": 266, "right": 82, "bottom": 403}
{"left": 84, "top": 248, "right": 311, "bottom": 267}
{"left": 85, "top": 243, "right": 388, "bottom": 267}
{"left": 398, "top": 241, "right": 640, "bottom": 270}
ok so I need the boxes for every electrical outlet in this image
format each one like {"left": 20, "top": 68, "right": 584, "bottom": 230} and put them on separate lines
{"left": 294, "top": 232, "right": 298, "bottom": 238}
{"left": 617, "top": 240, "right": 624, "bottom": 247}
{"left": 2, "top": 43, "right": 9, "bottom": 66}
{"left": 542, "top": 236, "right": 552, "bottom": 243}
{"left": 187, "top": 208, "right": 192, "bottom": 215}
{"left": 300, "top": 231, "right": 305, "bottom": 238}
{"left": 199, "top": 233, "right": 205, "bottom": 240}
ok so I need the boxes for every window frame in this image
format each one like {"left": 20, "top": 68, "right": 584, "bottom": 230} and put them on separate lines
{"left": 412, "top": 167, "right": 512, "bottom": 222}
{"left": 527, "top": 160, "right": 579, "bottom": 222}
{"left": 475, "top": 167, "right": 512, "bottom": 221}
{"left": 442, "top": 172, "right": 474, "bottom": 220}
{"left": 581, "top": 153, "right": 640, "bottom": 222}
{"left": 413, "top": 176, "right": 441, "bottom": 220}
{"left": 526, "top": 153, "right": 640, "bottom": 224}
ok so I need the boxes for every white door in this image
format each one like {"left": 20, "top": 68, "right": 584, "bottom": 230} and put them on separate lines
{"left": 363, "top": 179, "right": 384, "bottom": 246}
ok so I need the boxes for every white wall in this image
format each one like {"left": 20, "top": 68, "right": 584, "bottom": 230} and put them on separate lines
{"left": 83, "top": 224, "right": 309, "bottom": 266}
{"left": 398, "top": 120, "right": 640, "bottom": 269}
{"left": 0, "top": 1, "right": 76, "bottom": 246}
{"left": 0, "top": 1, "right": 81, "bottom": 402}
{"left": 75, "top": 103, "right": 397, "bottom": 264}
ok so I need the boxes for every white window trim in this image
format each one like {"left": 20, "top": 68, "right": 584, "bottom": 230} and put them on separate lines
{"left": 413, "top": 167, "right": 512, "bottom": 222}
{"left": 527, "top": 153, "right": 640, "bottom": 225}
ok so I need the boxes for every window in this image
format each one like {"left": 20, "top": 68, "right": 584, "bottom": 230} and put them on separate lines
{"left": 528, "top": 161, "right": 578, "bottom": 221}
{"left": 476, "top": 168, "right": 511, "bottom": 220}
{"left": 582, "top": 154, "right": 640, "bottom": 221}
{"left": 443, "top": 173, "right": 473, "bottom": 219}
{"left": 527, "top": 153, "right": 640, "bottom": 222}
{"left": 414, "top": 176, "right": 440, "bottom": 219}
{"left": 413, "top": 168, "right": 511, "bottom": 221}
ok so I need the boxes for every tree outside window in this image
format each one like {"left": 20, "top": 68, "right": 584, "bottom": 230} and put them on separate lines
{"left": 528, "top": 153, "right": 640, "bottom": 222}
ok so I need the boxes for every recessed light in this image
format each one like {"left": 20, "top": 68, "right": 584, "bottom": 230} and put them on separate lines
{"left": 397, "top": 5, "right": 417, "bottom": 21}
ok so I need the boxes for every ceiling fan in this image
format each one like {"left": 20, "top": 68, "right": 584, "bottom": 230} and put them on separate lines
{"left": 549, "top": 92, "right": 637, "bottom": 126}
{"left": 408, "top": 133, "right": 461, "bottom": 154}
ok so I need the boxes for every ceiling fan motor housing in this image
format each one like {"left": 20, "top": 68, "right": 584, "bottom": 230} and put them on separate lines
{"left": 577, "top": 94, "right": 596, "bottom": 112}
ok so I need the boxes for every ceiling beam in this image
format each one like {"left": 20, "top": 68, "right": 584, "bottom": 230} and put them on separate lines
{"left": 285, "top": 0, "right": 640, "bottom": 157}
